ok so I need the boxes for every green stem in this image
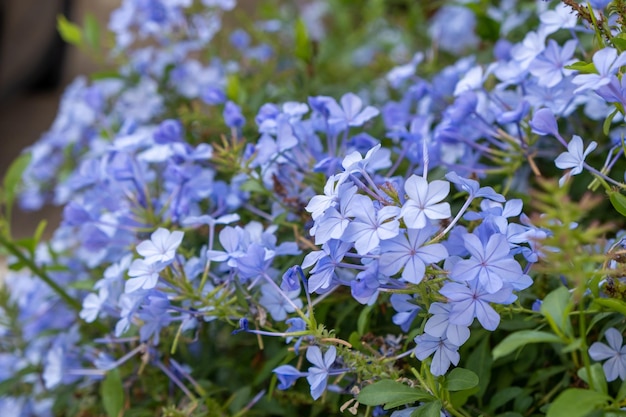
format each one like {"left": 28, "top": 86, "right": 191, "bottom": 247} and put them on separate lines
{"left": 0, "top": 234, "right": 81, "bottom": 312}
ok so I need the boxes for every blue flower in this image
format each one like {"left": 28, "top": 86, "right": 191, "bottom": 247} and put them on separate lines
{"left": 126, "top": 258, "right": 162, "bottom": 293}
{"left": 378, "top": 226, "right": 448, "bottom": 284}
{"left": 259, "top": 284, "right": 303, "bottom": 321}
{"left": 589, "top": 328, "right": 626, "bottom": 382}
{"left": 424, "top": 302, "right": 470, "bottom": 346}
{"left": 439, "top": 280, "right": 513, "bottom": 331}
{"left": 555, "top": 135, "right": 597, "bottom": 186}
{"left": 413, "top": 333, "right": 460, "bottom": 376}
{"left": 530, "top": 108, "right": 561, "bottom": 137}
{"left": 529, "top": 39, "right": 576, "bottom": 88}
{"left": 306, "top": 345, "right": 336, "bottom": 400}
{"left": 572, "top": 48, "right": 626, "bottom": 93}
{"left": 136, "top": 228, "right": 184, "bottom": 265}
{"left": 273, "top": 365, "right": 305, "bottom": 390}
{"left": 390, "top": 294, "right": 420, "bottom": 332}
{"left": 450, "top": 233, "right": 526, "bottom": 294}
{"left": 342, "top": 199, "right": 400, "bottom": 255}
{"left": 401, "top": 175, "right": 451, "bottom": 230}
{"left": 326, "top": 92, "right": 380, "bottom": 128}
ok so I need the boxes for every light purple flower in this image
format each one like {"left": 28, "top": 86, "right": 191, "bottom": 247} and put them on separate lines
{"left": 378, "top": 226, "right": 448, "bottom": 284}
{"left": 327, "top": 92, "right": 379, "bottom": 128}
{"left": 126, "top": 258, "right": 162, "bottom": 293}
{"left": 342, "top": 199, "right": 400, "bottom": 255}
{"left": 306, "top": 345, "right": 336, "bottom": 399}
{"left": 572, "top": 48, "right": 626, "bottom": 93}
{"left": 450, "top": 233, "right": 525, "bottom": 294}
{"left": 439, "top": 280, "right": 513, "bottom": 331}
{"left": 589, "top": 328, "right": 626, "bottom": 382}
{"left": 400, "top": 175, "right": 451, "bottom": 229}
{"left": 413, "top": 333, "right": 460, "bottom": 376}
{"left": 136, "top": 228, "right": 184, "bottom": 265}
{"left": 555, "top": 135, "right": 597, "bottom": 186}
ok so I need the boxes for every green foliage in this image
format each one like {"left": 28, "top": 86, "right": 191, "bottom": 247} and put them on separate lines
{"left": 101, "top": 369, "right": 125, "bottom": 417}
{"left": 492, "top": 330, "right": 563, "bottom": 360}
{"left": 57, "top": 14, "right": 82, "bottom": 45}
{"left": 357, "top": 379, "right": 434, "bottom": 409}
{"left": 546, "top": 389, "right": 611, "bottom": 417}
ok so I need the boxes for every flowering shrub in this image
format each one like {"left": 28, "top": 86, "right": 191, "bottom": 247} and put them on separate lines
{"left": 2, "top": 0, "right": 626, "bottom": 415}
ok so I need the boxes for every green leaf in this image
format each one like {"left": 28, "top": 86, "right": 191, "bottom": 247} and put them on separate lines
{"left": 604, "top": 108, "right": 620, "bottom": 136}
{"left": 492, "top": 330, "right": 563, "bottom": 360}
{"left": 101, "top": 369, "right": 124, "bottom": 417}
{"left": 57, "top": 14, "right": 82, "bottom": 45}
{"left": 225, "top": 74, "right": 241, "bottom": 102}
{"left": 410, "top": 400, "right": 442, "bottom": 417}
{"left": 83, "top": 13, "right": 101, "bottom": 51}
{"left": 466, "top": 335, "right": 492, "bottom": 400}
{"left": 612, "top": 33, "right": 626, "bottom": 52}
{"left": 489, "top": 386, "right": 523, "bottom": 411}
{"left": 564, "top": 61, "right": 597, "bottom": 74}
{"left": 357, "top": 304, "right": 374, "bottom": 336}
{"left": 607, "top": 189, "right": 626, "bottom": 217}
{"left": 445, "top": 368, "right": 479, "bottom": 391}
{"left": 294, "top": 18, "right": 312, "bottom": 62}
{"left": 358, "top": 380, "right": 433, "bottom": 409}
{"left": 546, "top": 388, "right": 610, "bottom": 417}
{"left": 2, "top": 152, "right": 31, "bottom": 225}
{"left": 540, "top": 286, "right": 573, "bottom": 338}
{"left": 578, "top": 363, "right": 608, "bottom": 395}
{"left": 593, "top": 297, "right": 626, "bottom": 316}
{"left": 617, "top": 378, "right": 626, "bottom": 401}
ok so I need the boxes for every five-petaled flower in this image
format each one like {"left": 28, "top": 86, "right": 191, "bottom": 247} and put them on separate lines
{"left": 588, "top": 327, "right": 626, "bottom": 382}
{"left": 554, "top": 135, "right": 597, "bottom": 186}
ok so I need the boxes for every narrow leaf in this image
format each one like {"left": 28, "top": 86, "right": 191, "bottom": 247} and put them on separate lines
{"left": 57, "top": 14, "right": 82, "bottom": 45}
{"left": 608, "top": 189, "right": 626, "bottom": 218}
{"left": 492, "top": 330, "right": 563, "bottom": 360}
{"left": 2, "top": 152, "right": 31, "bottom": 225}
{"left": 358, "top": 379, "right": 433, "bottom": 408}
{"left": 445, "top": 368, "right": 479, "bottom": 391}
{"left": 578, "top": 363, "right": 608, "bottom": 395}
{"left": 294, "top": 18, "right": 312, "bottom": 62}
{"left": 593, "top": 297, "right": 626, "bottom": 316}
{"left": 540, "top": 286, "right": 573, "bottom": 338}
{"left": 101, "top": 369, "right": 124, "bottom": 417}
{"left": 83, "top": 13, "right": 101, "bottom": 51}
{"left": 411, "top": 400, "right": 442, "bottom": 417}
{"left": 546, "top": 388, "right": 610, "bottom": 417}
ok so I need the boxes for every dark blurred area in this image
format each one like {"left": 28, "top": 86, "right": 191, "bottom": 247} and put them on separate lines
{"left": 0, "top": 0, "right": 117, "bottom": 237}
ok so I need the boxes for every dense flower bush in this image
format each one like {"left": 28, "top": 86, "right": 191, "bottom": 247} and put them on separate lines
{"left": 2, "top": 0, "right": 626, "bottom": 415}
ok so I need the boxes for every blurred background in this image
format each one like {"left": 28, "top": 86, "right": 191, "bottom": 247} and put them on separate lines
{"left": 0, "top": 0, "right": 118, "bottom": 237}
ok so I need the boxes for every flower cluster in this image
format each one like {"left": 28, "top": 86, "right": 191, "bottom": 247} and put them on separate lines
{"left": 1, "top": 0, "right": 626, "bottom": 416}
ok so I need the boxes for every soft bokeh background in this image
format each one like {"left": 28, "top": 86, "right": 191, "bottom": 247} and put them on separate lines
{"left": 0, "top": 0, "right": 118, "bottom": 238}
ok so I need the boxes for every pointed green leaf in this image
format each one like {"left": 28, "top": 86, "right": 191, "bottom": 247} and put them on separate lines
{"left": 445, "top": 368, "right": 478, "bottom": 392}
{"left": 578, "top": 363, "right": 608, "bottom": 395}
{"left": 546, "top": 388, "right": 610, "bottom": 417}
{"left": 466, "top": 335, "right": 492, "bottom": 399}
{"left": 608, "top": 189, "right": 626, "bottom": 217}
{"left": 493, "top": 330, "right": 563, "bottom": 360}
{"left": 358, "top": 380, "right": 433, "bottom": 409}
{"left": 101, "top": 369, "right": 124, "bottom": 417}
{"left": 593, "top": 297, "right": 626, "bottom": 316}
{"left": 294, "top": 18, "right": 312, "bottom": 62}
{"left": 410, "top": 400, "right": 442, "bottom": 417}
{"left": 357, "top": 304, "right": 374, "bottom": 336}
{"left": 564, "top": 61, "right": 597, "bottom": 74}
{"left": 57, "top": 15, "right": 82, "bottom": 45}
{"left": 83, "top": 13, "right": 101, "bottom": 52}
{"left": 604, "top": 108, "right": 620, "bottom": 135}
{"left": 2, "top": 152, "right": 31, "bottom": 225}
{"left": 540, "top": 286, "right": 573, "bottom": 338}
